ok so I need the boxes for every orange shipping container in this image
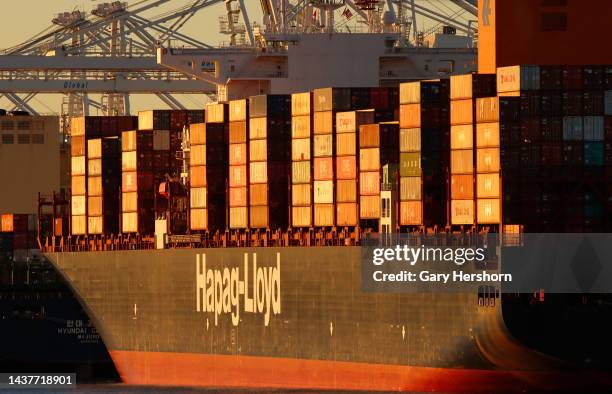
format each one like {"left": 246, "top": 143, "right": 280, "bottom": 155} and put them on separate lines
{"left": 359, "top": 148, "right": 380, "bottom": 171}
{"left": 476, "top": 148, "right": 500, "bottom": 173}
{"left": 292, "top": 92, "right": 311, "bottom": 116}
{"left": 314, "top": 157, "right": 334, "bottom": 180}
{"left": 229, "top": 99, "right": 247, "bottom": 122}
{"left": 70, "top": 117, "right": 85, "bottom": 137}
{"left": 87, "top": 139, "right": 102, "bottom": 159}
{"left": 313, "top": 180, "right": 333, "bottom": 204}
{"left": 359, "top": 172, "right": 380, "bottom": 195}
{"left": 336, "top": 179, "right": 357, "bottom": 202}
{"left": 451, "top": 200, "right": 474, "bottom": 225}
{"left": 450, "top": 125, "right": 473, "bottom": 150}
{"left": 292, "top": 183, "right": 311, "bottom": 206}
{"left": 71, "top": 156, "right": 86, "bottom": 176}
{"left": 88, "top": 159, "right": 102, "bottom": 176}
{"left": 249, "top": 117, "right": 267, "bottom": 140}
{"left": 336, "top": 203, "right": 357, "bottom": 226}
{"left": 249, "top": 162, "right": 268, "bottom": 184}
{"left": 72, "top": 176, "right": 86, "bottom": 196}
{"left": 451, "top": 149, "right": 474, "bottom": 174}
{"left": 450, "top": 74, "right": 473, "bottom": 100}
{"left": 450, "top": 99, "right": 473, "bottom": 125}
{"left": 400, "top": 128, "right": 421, "bottom": 152}
{"left": 360, "top": 195, "right": 380, "bottom": 219}
{"left": 121, "top": 130, "right": 137, "bottom": 152}
{"left": 121, "top": 212, "right": 138, "bottom": 233}
{"left": 336, "top": 133, "right": 356, "bottom": 156}
{"left": 229, "top": 122, "right": 247, "bottom": 143}
{"left": 229, "top": 187, "right": 247, "bottom": 207}
{"left": 250, "top": 183, "right": 268, "bottom": 206}
{"left": 336, "top": 156, "right": 356, "bottom": 180}
{"left": 1, "top": 214, "right": 13, "bottom": 233}
{"left": 72, "top": 215, "right": 87, "bottom": 235}
{"left": 314, "top": 204, "right": 334, "bottom": 226}
{"left": 190, "top": 187, "right": 207, "bottom": 209}
{"left": 229, "top": 143, "right": 247, "bottom": 165}
{"left": 190, "top": 123, "right": 206, "bottom": 145}
{"left": 190, "top": 166, "right": 206, "bottom": 187}
{"left": 476, "top": 122, "right": 500, "bottom": 148}
{"left": 122, "top": 172, "right": 137, "bottom": 192}
{"left": 291, "top": 115, "right": 310, "bottom": 138}
{"left": 250, "top": 139, "right": 268, "bottom": 162}
{"left": 229, "top": 165, "right": 247, "bottom": 187}
{"left": 292, "top": 206, "right": 311, "bottom": 227}
{"left": 250, "top": 206, "right": 268, "bottom": 228}
{"left": 88, "top": 216, "right": 103, "bottom": 235}
{"left": 229, "top": 207, "right": 248, "bottom": 229}
{"left": 477, "top": 174, "right": 500, "bottom": 198}
{"left": 190, "top": 208, "right": 207, "bottom": 230}
{"left": 451, "top": 175, "right": 474, "bottom": 200}
{"left": 476, "top": 97, "right": 499, "bottom": 123}
{"left": 313, "top": 134, "right": 333, "bottom": 157}
{"left": 292, "top": 161, "right": 310, "bottom": 183}
{"left": 190, "top": 145, "right": 207, "bottom": 166}
{"left": 88, "top": 196, "right": 102, "bottom": 216}
{"left": 122, "top": 192, "right": 138, "bottom": 212}
{"left": 400, "top": 176, "right": 421, "bottom": 201}
{"left": 206, "top": 103, "right": 225, "bottom": 123}
{"left": 121, "top": 151, "right": 137, "bottom": 171}
{"left": 359, "top": 124, "right": 380, "bottom": 148}
{"left": 400, "top": 201, "right": 422, "bottom": 225}
{"left": 87, "top": 177, "right": 102, "bottom": 196}
{"left": 71, "top": 195, "right": 86, "bottom": 216}
{"left": 399, "top": 81, "right": 421, "bottom": 104}
{"left": 291, "top": 138, "right": 310, "bottom": 161}
{"left": 399, "top": 104, "right": 421, "bottom": 128}
{"left": 313, "top": 111, "right": 332, "bottom": 134}
{"left": 477, "top": 199, "right": 501, "bottom": 224}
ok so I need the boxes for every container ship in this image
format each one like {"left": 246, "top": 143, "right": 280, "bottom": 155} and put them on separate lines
{"left": 6, "top": 0, "right": 612, "bottom": 392}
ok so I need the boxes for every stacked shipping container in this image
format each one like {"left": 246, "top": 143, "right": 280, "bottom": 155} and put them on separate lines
{"left": 359, "top": 122, "right": 399, "bottom": 224}
{"left": 87, "top": 138, "right": 120, "bottom": 234}
{"left": 398, "top": 80, "right": 451, "bottom": 228}
{"left": 291, "top": 93, "right": 312, "bottom": 227}
{"left": 121, "top": 130, "right": 154, "bottom": 234}
{"left": 449, "top": 74, "right": 497, "bottom": 226}
{"left": 228, "top": 100, "right": 249, "bottom": 229}
{"left": 189, "top": 115, "right": 228, "bottom": 232}
{"left": 248, "top": 95, "right": 291, "bottom": 229}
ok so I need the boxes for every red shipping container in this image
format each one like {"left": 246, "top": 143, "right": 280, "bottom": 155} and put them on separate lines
{"left": 562, "top": 91, "right": 583, "bottom": 116}
{"left": 540, "top": 66, "right": 562, "bottom": 91}
{"left": 314, "top": 157, "right": 334, "bottom": 181}
{"left": 583, "top": 91, "right": 604, "bottom": 116}
{"left": 541, "top": 144, "right": 563, "bottom": 167}
{"left": 562, "top": 66, "right": 583, "bottom": 91}
{"left": 541, "top": 118, "right": 563, "bottom": 143}
{"left": 520, "top": 118, "right": 541, "bottom": 143}
{"left": 336, "top": 156, "right": 357, "bottom": 180}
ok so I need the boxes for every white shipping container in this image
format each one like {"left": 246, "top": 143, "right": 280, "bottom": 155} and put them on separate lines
{"left": 562, "top": 116, "right": 583, "bottom": 141}
{"left": 122, "top": 212, "right": 138, "bottom": 233}
{"left": 400, "top": 128, "right": 420, "bottom": 152}
{"left": 249, "top": 117, "right": 267, "bottom": 139}
{"left": 229, "top": 207, "right": 248, "bottom": 229}
{"left": 583, "top": 116, "right": 604, "bottom": 141}
{"left": 292, "top": 206, "right": 311, "bottom": 227}
{"left": 122, "top": 151, "right": 137, "bottom": 171}
{"left": 190, "top": 208, "right": 207, "bottom": 230}
{"left": 292, "top": 161, "right": 311, "bottom": 184}
{"left": 190, "top": 187, "right": 207, "bottom": 209}
{"left": 336, "top": 111, "right": 356, "bottom": 133}
{"left": 71, "top": 156, "right": 86, "bottom": 176}
{"left": 249, "top": 162, "right": 268, "bottom": 184}
{"left": 153, "top": 130, "right": 170, "bottom": 150}
{"left": 313, "top": 180, "right": 333, "bottom": 204}
{"left": 71, "top": 195, "right": 86, "bottom": 216}
{"left": 313, "top": 134, "right": 333, "bottom": 157}
{"left": 291, "top": 115, "right": 310, "bottom": 138}
{"left": 400, "top": 176, "right": 421, "bottom": 200}
{"left": 292, "top": 183, "right": 311, "bottom": 206}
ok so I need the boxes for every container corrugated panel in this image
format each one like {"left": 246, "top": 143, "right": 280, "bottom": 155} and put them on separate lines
{"left": 399, "top": 82, "right": 421, "bottom": 104}
{"left": 292, "top": 138, "right": 310, "bottom": 161}
{"left": 229, "top": 144, "right": 247, "bottom": 165}
{"left": 229, "top": 207, "right": 248, "bottom": 229}
{"left": 450, "top": 124, "right": 474, "bottom": 150}
{"left": 121, "top": 212, "right": 138, "bottom": 233}
{"left": 71, "top": 215, "right": 87, "bottom": 235}
{"left": 337, "top": 179, "right": 357, "bottom": 202}
{"left": 190, "top": 123, "right": 206, "bottom": 145}
{"left": 88, "top": 216, "right": 104, "bottom": 235}
{"left": 313, "top": 111, "right": 332, "bottom": 134}
{"left": 191, "top": 145, "right": 207, "bottom": 166}
{"left": 229, "top": 187, "right": 247, "bottom": 207}
{"left": 250, "top": 139, "right": 268, "bottom": 162}
{"left": 229, "top": 122, "right": 247, "bottom": 143}
{"left": 476, "top": 97, "right": 499, "bottom": 123}
{"left": 292, "top": 161, "right": 311, "bottom": 183}
{"left": 314, "top": 204, "right": 334, "bottom": 226}
{"left": 292, "top": 207, "right": 311, "bottom": 227}
{"left": 314, "top": 134, "right": 333, "bottom": 157}
{"left": 249, "top": 117, "right": 267, "bottom": 140}
{"left": 249, "top": 162, "right": 267, "bottom": 184}
{"left": 121, "top": 192, "right": 138, "bottom": 212}
{"left": 451, "top": 175, "right": 473, "bottom": 199}
{"left": 336, "top": 133, "right": 356, "bottom": 156}
{"left": 359, "top": 124, "right": 380, "bottom": 148}
{"left": 190, "top": 209, "right": 207, "bottom": 230}
{"left": 359, "top": 172, "right": 380, "bottom": 195}
{"left": 87, "top": 177, "right": 102, "bottom": 196}
{"left": 360, "top": 195, "right": 380, "bottom": 219}
{"left": 229, "top": 99, "right": 247, "bottom": 122}
{"left": 562, "top": 116, "right": 583, "bottom": 140}
{"left": 292, "top": 92, "right": 311, "bottom": 116}
{"left": 336, "top": 202, "right": 357, "bottom": 226}
{"left": 292, "top": 115, "right": 311, "bottom": 138}
{"left": 450, "top": 99, "right": 473, "bottom": 125}
{"left": 190, "top": 187, "right": 207, "bottom": 209}
{"left": 477, "top": 199, "right": 500, "bottom": 224}
{"left": 477, "top": 174, "right": 500, "bottom": 198}
{"left": 189, "top": 166, "right": 206, "bottom": 187}
{"left": 476, "top": 122, "right": 500, "bottom": 148}
{"left": 336, "top": 156, "right": 356, "bottom": 180}
{"left": 583, "top": 116, "right": 604, "bottom": 141}
{"left": 205, "top": 103, "right": 226, "bottom": 123}
{"left": 451, "top": 200, "right": 474, "bottom": 225}
{"left": 72, "top": 176, "right": 86, "bottom": 196}
{"left": 72, "top": 196, "right": 86, "bottom": 216}
{"left": 399, "top": 152, "right": 420, "bottom": 177}
{"left": 400, "top": 201, "right": 422, "bottom": 225}
{"left": 88, "top": 159, "right": 102, "bottom": 176}
{"left": 313, "top": 180, "right": 333, "bottom": 204}
{"left": 87, "top": 196, "right": 103, "bottom": 216}
{"left": 121, "top": 151, "right": 136, "bottom": 171}
{"left": 250, "top": 206, "right": 269, "bottom": 228}
{"left": 451, "top": 150, "right": 473, "bottom": 174}
{"left": 229, "top": 165, "right": 247, "bottom": 187}
{"left": 249, "top": 183, "right": 268, "bottom": 206}
{"left": 71, "top": 136, "right": 86, "bottom": 156}
{"left": 88, "top": 139, "right": 102, "bottom": 159}
{"left": 359, "top": 148, "right": 380, "bottom": 171}
{"left": 400, "top": 176, "right": 420, "bottom": 200}
{"left": 476, "top": 148, "right": 501, "bottom": 173}
{"left": 400, "top": 128, "right": 420, "bottom": 152}
{"left": 496, "top": 65, "right": 540, "bottom": 93}
{"left": 399, "top": 104, "right": 421, "bottom": 128}
{"left": 292, "top": 183, "right": 311, "bottom": 205}
{"left": 71, "top": 156, "right": 86, "bottom": 176}
{"left": 314, "top": 157, "right": 334, "bottom": 180}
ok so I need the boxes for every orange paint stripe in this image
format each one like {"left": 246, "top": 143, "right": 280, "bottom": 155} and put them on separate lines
{"left": 110, "top": 350, "right": 612, "bottom": 393}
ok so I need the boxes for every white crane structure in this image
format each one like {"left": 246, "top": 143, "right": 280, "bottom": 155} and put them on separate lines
{"left": 0, "top": 0, "right": 479, "bottom": 129}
